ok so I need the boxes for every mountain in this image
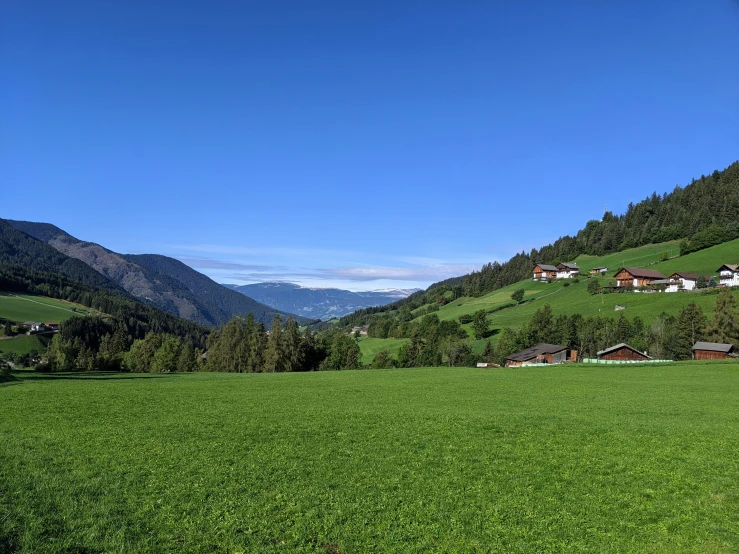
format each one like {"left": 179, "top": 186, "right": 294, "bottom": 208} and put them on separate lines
{"left": 4, "top": 220, "right": 314, "bottom": 328}
{"left": 0, "top": 219, "right": 127, "bottom": 296}
{"left": 224, "top": 282, "right": 420, "bottom": 320}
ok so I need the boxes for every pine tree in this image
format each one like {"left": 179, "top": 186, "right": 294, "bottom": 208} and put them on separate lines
{"left": 263, "top": 315, "right": 284, "bottom": 372}
{"left": 482, "top": 340, "right": 494, "bottom": 362}
{"left": 283, "top": 316, "right": 301, "bottom": 372}
{"left": 705, "top": 289, "right": 739, "bottom": 345}
{"left": 677, "top": 302, "right": 706, "bottom": 359}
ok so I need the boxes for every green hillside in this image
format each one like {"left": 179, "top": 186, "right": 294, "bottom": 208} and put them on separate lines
{"left": 358, "top": 337, "right": 409, "bottom": 365}
{"left": 573, "top": 240, "right": 681, "bottom": 273}
{"left": 363, "top": 239, "right": 739, "bottom": 359}
{"left": 0, "top": 292, "right": 93, "bottom": 323}
{"left": 0, "top": 334, "right": 51, "bottom": 356}
{"left": 649, "top": 237, "right": 739, "bottom": 277}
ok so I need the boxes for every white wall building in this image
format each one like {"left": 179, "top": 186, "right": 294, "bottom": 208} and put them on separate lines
{"left": 718, "top": 265, "right": 739, "bottom": 287}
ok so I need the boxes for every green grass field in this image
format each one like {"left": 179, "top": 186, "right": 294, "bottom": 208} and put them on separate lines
{"left": 0, "top": 334, "right": 52, "bottom": 356}
{"left": 357, "top": 337, "right": 409, "bottom": 365}
{"left": 650, "top": 238, "right": 739, "bottom": 277}
{"left": 2, "top": 365, "right": 738, "bottom": 552}
{"left": 573, "top": 240, "right": 682, "bottom": 273}
{"left": 0, "top": 292, "right": 92, "bottom": 324}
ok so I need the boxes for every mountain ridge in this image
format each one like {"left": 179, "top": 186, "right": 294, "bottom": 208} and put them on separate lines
{"left": 4, "top": 220, "right": 314, "bottom": 328}
{"left": 224, "top": 281, "right": 420, "bottom": 320}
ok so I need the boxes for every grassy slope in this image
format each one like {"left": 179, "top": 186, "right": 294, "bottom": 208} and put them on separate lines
{"left": 0, "top": 292, "right": 92, "bottom": 323}
{"left": 649, "top": 238, "right": 739, "bottom": 277}
{"left": 358, "top": 337, "right": 409, "bottom": 365}
{"left": 573, "top": 240, "right": 681, "bottom": 273}
{"left": 371, "top": 239, "right": 739, "bottom": 355}
{"left": 1, "top": 366, "right": 738, "bottom": 552}
{"left": 0, "top": 334, "right": 51, "bottom": 356}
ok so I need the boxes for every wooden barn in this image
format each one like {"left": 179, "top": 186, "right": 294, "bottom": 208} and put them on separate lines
{"left": 505, "top": 343, "right": 576, "bottom": 367}
{"left": 597, "top": 343, "right": 650, "bottom": 361}
{"left": 691, "top": 341, "right": 738, "bottom": 360}
{"left": 613, "top": 267, "right": 666, "bottom": 288}
{"left": 532, "top": 264, "right": 558, "bottom": 281}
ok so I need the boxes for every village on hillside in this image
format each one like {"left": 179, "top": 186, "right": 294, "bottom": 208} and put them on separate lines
{"left": 500, "top": 261, "right": 739, "bottom": 368}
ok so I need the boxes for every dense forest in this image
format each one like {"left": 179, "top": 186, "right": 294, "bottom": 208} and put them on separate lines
{"left": 333, "top": 161, "right": 739, "bottom": 330}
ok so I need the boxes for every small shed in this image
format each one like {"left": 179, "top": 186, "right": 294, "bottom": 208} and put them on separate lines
{"left": 691, "top": 341, "right": 738, "bottom": 360}
{"left": 589, "top": 267, "right": 608, "bottom": 275}
{"left": 597, "top": 343, "right": 650, "bottom": 361}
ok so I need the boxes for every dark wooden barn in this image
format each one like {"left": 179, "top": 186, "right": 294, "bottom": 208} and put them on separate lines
{"left": 597, "top": 343, "right": 650, "bottom": 361}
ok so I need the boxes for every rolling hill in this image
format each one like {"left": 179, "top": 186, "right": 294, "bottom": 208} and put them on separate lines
{"left": 4, "top": 220, "right": 314, "bottom": 327}
{"left": 224, "top": 282, "right": 420, "bottom": 320}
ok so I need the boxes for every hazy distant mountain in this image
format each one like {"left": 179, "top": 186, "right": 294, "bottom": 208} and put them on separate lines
{"left": 224, "top": 282, "right": 421, "bottom": 320}
{"left": 6, "top": 220, "right": 313, "bottom": 328}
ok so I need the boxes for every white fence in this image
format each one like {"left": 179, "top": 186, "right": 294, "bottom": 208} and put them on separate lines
{"left": 581, "top": 358, "right": 673, "bottom": 365}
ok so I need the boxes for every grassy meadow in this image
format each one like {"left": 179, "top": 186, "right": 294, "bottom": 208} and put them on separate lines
{"left": 357, "top": 337, "right": 409, "bottom": 365}
{"left": 0, "top": 334, "right": 51, "bottom": 357}
{"left": 2, "top": 364, "right": 739, "bottom": 553}
{"left": 0, "top": 292, "right": 92, "bottom": 323}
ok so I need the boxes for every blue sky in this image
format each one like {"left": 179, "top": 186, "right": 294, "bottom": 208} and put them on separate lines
{"left": 2, "top": 1, "right": 738, "bottom": 291}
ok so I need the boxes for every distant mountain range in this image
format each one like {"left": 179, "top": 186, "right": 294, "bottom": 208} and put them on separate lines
{"left": 223, "top": 282, "right": 420, "bottom": 320}
{"left": 3, "top": 219, "right": 314, "bottom": 328}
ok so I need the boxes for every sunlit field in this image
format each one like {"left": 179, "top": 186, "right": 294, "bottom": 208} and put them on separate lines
{"left": 2, "top": 363, "right": 738, "bottom": 552}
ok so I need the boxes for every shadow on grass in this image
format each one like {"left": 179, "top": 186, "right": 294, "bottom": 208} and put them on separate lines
{"left": 18, "top": 371, "right": 182, "bottom": 382}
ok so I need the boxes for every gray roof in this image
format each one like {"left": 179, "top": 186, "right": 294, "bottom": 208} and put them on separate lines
{"left": 597, "top": 343, "right": 650, "bottom": 358}
{"left": 692, "top": 342, "right": 735, "bottom": 353}
{"left": 557, "top": 263, "right": 580, "bottom": 270}
{"left": 506, "top": 343, "right": 568, "bottom": 362}
{"left": 534, "top": 264, "right": 558, "bottom": 272}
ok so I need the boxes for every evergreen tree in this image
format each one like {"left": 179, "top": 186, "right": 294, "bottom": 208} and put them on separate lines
{"left": 283, "top": 316, "right": 301, "bottom": 371}
{"left": 676, "top": 302, "right": 706, "bottom": 359}
{"left": 482, "top": 340, "right": 494, "bottom": 362}
{"left": 263, "top": 314, "right": 284, "bottom": 372}
{"left": 705, "top": 289, "right": 739, "bottom": 345}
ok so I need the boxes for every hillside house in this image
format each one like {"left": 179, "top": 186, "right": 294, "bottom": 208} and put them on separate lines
{"left": 666, "top": 272, "right": 710, "bottom": 293}
{"left": 691, "top": 341, "right": 738, "bottom": 360}
{"left": 613, "top": 267, "right": 666, "bottom": 288}
{"left": 44, "top": 322, "right": 60, "bottom": 331}
{"left": 505, "top": 343, "right": 576, "bottom": 367}
{"left": 717, "top": 264, "right": 739, "bottom": 287}
{"left": 589, "top": 267, "right": 608, "bottom": 275}
{"left": 556, "top": 263, "right": 580, "bottom": 279}
{"left": 597, "top": 343, "right": 650, "bottom": 361}
{"left": 532, "top": 264, "right": 558, "bottom": 281}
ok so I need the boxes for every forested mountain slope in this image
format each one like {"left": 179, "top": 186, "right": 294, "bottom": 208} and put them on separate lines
{"left": 0, "top": 220, "right": 127, "bottom": 295}
{"left": 125, "top": 255, "right": 315, "bottom": 326}
{"left": 5, "top": 220, "right": 312, "bottom": 328}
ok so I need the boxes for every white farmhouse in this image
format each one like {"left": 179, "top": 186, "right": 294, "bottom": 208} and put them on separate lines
{"left": 556, "top": 262, "right": 580, "bottom": 279}
{"left": 717, "top": 265, "right": 739, "bottom": 287}
{"left": 666, "top": 272, "right": 710, "bottom": 292}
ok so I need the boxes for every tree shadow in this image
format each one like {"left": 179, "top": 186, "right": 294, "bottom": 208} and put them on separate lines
{"left": 18, "top": 371, "right": 182, "bottom": 382}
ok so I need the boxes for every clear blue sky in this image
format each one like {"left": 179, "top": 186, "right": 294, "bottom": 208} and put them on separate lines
{"left": 2, "top": 1, "right": 738, "bottom": 290}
